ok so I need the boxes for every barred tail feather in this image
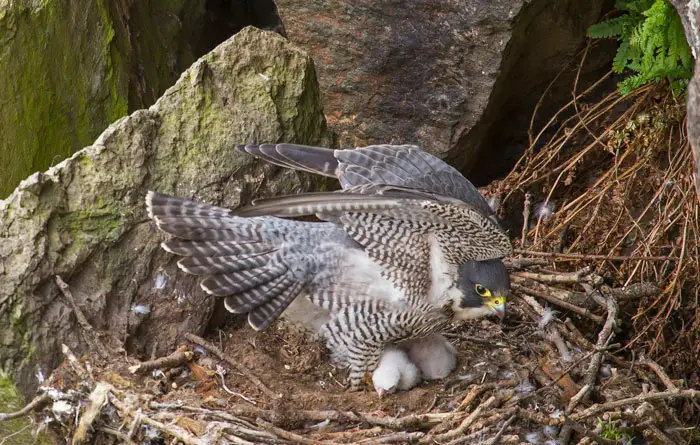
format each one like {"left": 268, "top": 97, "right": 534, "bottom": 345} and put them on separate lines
{"left": 162, "top": 239, "right": 271, "bottom": 257}
{"left": 248, "top": 281, "right": 305, "bottom": 330}
{"left": 224, "top": 275, "right": 294, "bottom": 314}
{"left": 146, "top": 190, "right": 316, "bottom": 330}
{"left": 200, "top": 265, "right": 287, "bottom": 296}
{"left": 177, "top": 251, "right": 275, "bottom": 274}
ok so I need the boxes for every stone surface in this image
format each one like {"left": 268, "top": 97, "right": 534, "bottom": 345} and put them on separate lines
{"left": 669, "top": 0, "right": 699, "bottom": 58}
{"left": 275, "top": 0, "right": 608, "bottom": 180}
{"left": 669, "top": 0, "right": 700, "bottom": 198}
{"left": 690, "top": 70, "right": 700, "bottom": 198}
{"left": 0, "top": 26, "right": 334, "bottom": 397}
{"left": 0, "top": 0, "right": 286, "bottom": 198}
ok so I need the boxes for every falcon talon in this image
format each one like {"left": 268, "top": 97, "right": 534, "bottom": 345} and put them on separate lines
{"left": 146, "top": 143, "right": 512, "bottom": 388}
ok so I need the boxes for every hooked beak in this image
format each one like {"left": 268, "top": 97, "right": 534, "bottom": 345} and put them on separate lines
{"left": 376, "top": 388, "right": 385, "bottom": 398}
{"left": 486, "top": 299, "right": 506, "bottom": 320}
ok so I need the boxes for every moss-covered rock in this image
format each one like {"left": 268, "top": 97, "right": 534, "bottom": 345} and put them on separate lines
{"left": 0, "top": 27, "right": 334, "bottom": 403}
{"left": 0, "top": 0, "right": 227, "bottom": 198}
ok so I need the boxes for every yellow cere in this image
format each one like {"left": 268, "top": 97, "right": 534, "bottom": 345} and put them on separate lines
{"left": 489, "top": 296, "right": 505, "bottom": 306}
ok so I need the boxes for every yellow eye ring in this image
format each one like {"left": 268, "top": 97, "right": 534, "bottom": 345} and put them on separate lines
{"left": 475, "top": 284, "right": 490, "bottom": 297}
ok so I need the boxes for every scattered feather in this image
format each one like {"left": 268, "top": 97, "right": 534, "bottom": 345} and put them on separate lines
{"left": 516, "top": 379, "right": 536, "bottom": 394}
{"left": 535, "top": 200, "right": 556, "bottom": 221}
{"left": 543, "top": 425, "right": 559, "bottom": 438}
{"left": 51, "top": 400, "right": 74, "bottom": 419}
{"left": 486, "top": 195, "right": 500, "bottom": 213}
{"left": 131, "top": 304, "right": 151, "bottom": 315}
{"left": 308, "top": 419, "right": 331, "bottom": 429}
{"left": 142, "top": 425, "right": 161, "bottom": 440}
{"left": 525, "top": 431, "right": 542, "bottom": 444}
{"left": 537, "top": 305, "right": 558, "bottom": 330}
{"left": 154, "top": 273, "right": 168, "bottom": 290}
{"left": 35, "top": 368, "right": 45, "bottom": 384}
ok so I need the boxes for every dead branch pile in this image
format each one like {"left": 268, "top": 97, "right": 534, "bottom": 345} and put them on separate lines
{"left": 2, "top": 264, "right": 699, "bottom": 444}
{"left": 492, "top": 69, "right": 699, "bottom": 381}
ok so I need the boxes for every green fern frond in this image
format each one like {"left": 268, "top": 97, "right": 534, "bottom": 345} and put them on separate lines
{"left": 588, "top": 0, "right": 694, "bottom": 96}
{"left": 613, "top": 40, "right": 634, "bottom": 72}
{"left": 588, "top": 17, "right": 625, "bottom": 38}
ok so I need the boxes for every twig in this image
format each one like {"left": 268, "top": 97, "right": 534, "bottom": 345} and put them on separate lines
{"left": 484, "top": 415, "right": 515, "bottom": 445}
{"left": 55, "top": 275, "right": 109, "bottom": 359}
{"left": 644, "top": 423, "right": 676, "bottom": 445}
{"left": 152, "top": 401, "right": 452, "bottom": 430}
{"left": 565, "top": 421, "right": 617, "bottom": 445}
{"left": 513, "top": 267, "right": 593, "bottom": 283}
{"left": 503, "top": 258, "right": 551, "bottom": 269}
{"left": 566, "top": 384, "right": 591, "bottom": 415}
{"left": 580, "top": 285, "right": 618, "bottom": 404}
{"left": 512, "top": 283, "right": 603, "bottom": 323}
{"left": 62, "top": 344, "right": 88, "bottom": 380}
{"left": 570, "top": 389, "right": 700, "bottom": 421}
{"left": 256, "top": 418, "right": 341, "bottom": 445}
{"left": 424, "top": 396, "right": 497, "bottom": 443}
{"left": 184, "top": 333, "right": 279, "bottom": 400}
{"left": 129, "top": 349, "right": 193, "bottom": 375}
{"left": 96, "top": 427, "right": 137, "bottom": 445}
{"left": 0, "top": 393, "right": 51, "bottom": 421}
{"left": 358, "top": 431, "right": 425, "bottom": 444}
{"left": 0, "top": 424, "right": 31, "bottom": 445}
{"left": 513, "top": 249, "right": 675, "bottom": 262}
{"left": 216, "top": 365, "right": 258, "bottom": 405}
{"left": 73, "top": 382, "right": 111, "bottom": 444}
{"left": 611, "top": 282, "right": 660, "bottom": 301}
{"left": 638, "top": 359, "right": 677, "bottom": 391}
{"left": 110, "top": 393, "right": 207, "bottom": 445}
{"left": 521, "top": 193, "right": 533, "bottom": 247}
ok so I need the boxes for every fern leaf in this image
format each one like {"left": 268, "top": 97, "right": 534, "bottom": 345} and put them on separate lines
{"left": 590, "top": 0, "right": 694, "bottom": 95}
{"left": 588, "top": 17, "right": 625, "bottom": 38}
{"left": 613, "top": 40, "right": 633, "bottom": 73}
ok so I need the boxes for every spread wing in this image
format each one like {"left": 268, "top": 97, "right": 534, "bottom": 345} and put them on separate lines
{"left": 236, "top": 143, "right": 510, "bottom": 300}
{"left": 236, "top": 143, "right": 495, "bottom": 217}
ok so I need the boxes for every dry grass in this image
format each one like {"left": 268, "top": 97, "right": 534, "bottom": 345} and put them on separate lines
{"left": 493, "top": 49, "right": 699, "bottom": 378}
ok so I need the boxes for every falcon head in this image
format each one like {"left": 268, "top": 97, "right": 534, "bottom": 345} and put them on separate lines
{"left": 449, "top": 259, "right": 510, "bottom": 321}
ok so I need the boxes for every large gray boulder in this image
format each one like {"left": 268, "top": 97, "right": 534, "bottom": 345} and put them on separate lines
{"left": 669, "top": 0, "right": 699, "bottom": 58}
{"left": 0, "top": 26, "right": 334, "bottom": 398}
{"left": 275, "top": 0, "right": 608, "bottom": 179}
{"left": 669, "top": 1, "right": 700, "bottom": 197}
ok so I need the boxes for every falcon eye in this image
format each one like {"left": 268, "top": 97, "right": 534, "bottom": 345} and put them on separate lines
{"left": 475, "top": 284, "right": 490, "bottom": 297}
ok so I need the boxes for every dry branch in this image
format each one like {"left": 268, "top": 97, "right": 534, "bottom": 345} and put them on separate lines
{"left": 129, "top": 349, "right": 193, "bottom": 375}
{"left": 513, "top": 250, "right": 676, "bottom": 262}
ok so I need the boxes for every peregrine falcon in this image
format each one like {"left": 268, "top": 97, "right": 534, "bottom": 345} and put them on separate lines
{"left": 146, "top": 143, "right": 512, "bottom": 387}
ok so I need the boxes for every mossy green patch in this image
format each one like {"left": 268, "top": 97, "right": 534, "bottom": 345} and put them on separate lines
{"left": 0, "top": 0, "right": 207, "bottom": 198}
{"left": 0, "top": 1, "right": 130, "bottom": 198}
